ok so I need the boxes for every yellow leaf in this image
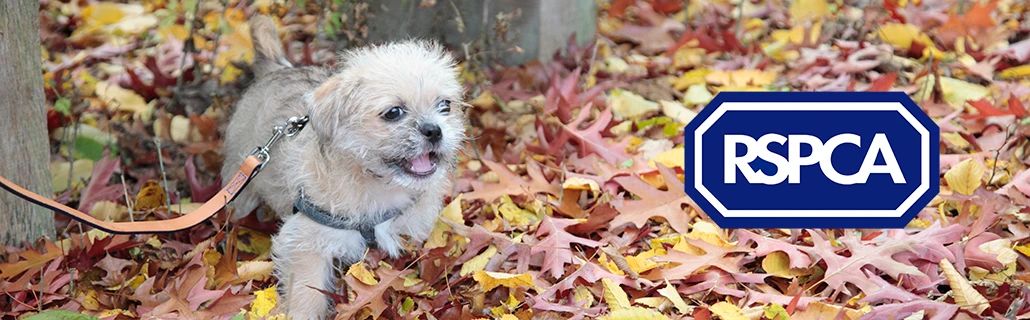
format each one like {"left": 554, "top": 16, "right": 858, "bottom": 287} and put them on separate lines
{"left": 470, "top": 91, "right": 497, "bottom": 109}
{"left": 347, "top": 262, "right": 379, "bottom": 285}
{"left": 610, "top": 89, "right": 660, "bottom": 119}
{"left": 939, "top": 259, "right": 990, "bottom": 314}
{"left": 574, "top": 286, "right": 595, "bottom": 308}
{"left": 660, "top": 100, "right": 697, "bottom": 124}
{"left": 599, "top": 253, "right": 626, "bottom": 276}
{"left": 682, "top": 84, "right": 714, "bottom": 106}
{"left": 50, "top": 159, "right": 94, "bottom": 193}
{"left": 601, "top": 278, "right": 632, "bottom": 310}
{"left": 460, "top": 246, "right": 497, "bottom": 276}
{"left": 999, "top": 64, "right": 1030, "bottom": 80}
{"left": 473, "top": 271, "right": 534, "bottom": 291}
{"left": 978, "top": 239, "right": 1017, "bottom": 266}
{"left": 79, "top": 289, "right": 100, "bottom": 310}
{"left": 133, "top": 180, "right": 167, "bottom": 211}
{"left": 497, "top": 196, "right": 540, "bottom": 228}
{"left": 941, "top": 132, "right": 970, "bottom": 149}
{"left": 706, "top": 69, "right": 777, "bottom": 91}
{"left": 672, "top": 47, "right": 706, "bottom": 69}
{"left": 709, "top": 301, "right": 748, "bottom": 320}
{"left": 1015, "top": 244, "right": 1030, "bottom": 257}
{"left": 762, "top": 251, "right": 809, "bottom": 278}
{"left": 440, "top": 194, "right": 464, "bottom": 225}
{"left": 945, "top": 158, "right": 985, "bottom": 195}
{"left": 790, "top": 0, "right": 830, "bottom": 21}
{"left": 563, "top": 177, "right": 601, "bottom": 192}
{"left": 96, "top": 81, "right": 153, "bottom": 121}
{"left": 600, "top": 306, "right": 670, "bottom": 320}
{"left": 878, "top": 23, "right": 923, "bottom": 50}
{"left": 237, "top": 261, "right": 274, "bottom": 282}
{"left": 248, "top": 286, "right": 279, "bottom": 318}
{"left": 686, "top": 220, "right": 732, "bottom": 247}
{"left": 764, "top": 304, "right": 790, "bottom": 320}
{"left": 605, "top": 56, "right": 632, "bottom": 74}
{"left": 425, "top": 195, "right": 464, "bottom": 249}
{"left": 673, "top": 68, "right": 710, "bottom": 91}
{"left": 625, "top": 250, "right": 659, "bottom": 274}
{"left": 657, "top": 280, "right": 691, "bottom": 314}
{"left": 915, "top": 76, "right": 990, "bottom": 109}
{"left": 649, "top": 147, "right": 685, "bottom": 169}
{"left": 89, "top": 201, "right": 127, "bottom": 222}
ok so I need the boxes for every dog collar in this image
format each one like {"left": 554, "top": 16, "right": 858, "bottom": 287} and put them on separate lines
{"left": 292, "top": 189, "right": 402, "bottom": 246}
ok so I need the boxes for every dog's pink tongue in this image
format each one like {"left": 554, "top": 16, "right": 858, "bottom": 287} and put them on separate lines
{"left": 409, "top": 154, "right": 435, "bottom": 174}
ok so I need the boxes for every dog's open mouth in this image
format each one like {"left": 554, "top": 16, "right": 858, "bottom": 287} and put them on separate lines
{"left": 401, "top": 152, "right": 438, "bottom": 177}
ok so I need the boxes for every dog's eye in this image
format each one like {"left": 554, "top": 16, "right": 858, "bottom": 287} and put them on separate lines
{"left": 437, "top": 100, "right": 451, "bottom": 114}
{"left": 381, "top": 106, "right": 406, "bottom": 121}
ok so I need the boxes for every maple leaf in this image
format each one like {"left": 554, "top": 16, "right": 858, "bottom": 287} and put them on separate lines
{"left": 735, "top": 230, "right": 813, "bottom": 269}
{"left": 0, "top": 241, "right": 63, "bottom": 280}
{"left": 335, "top": 265, "right": 413, "bottom": 320}
{"left": 143, "top": 263, "right": 228, "bottom": 317}
{"left": 466, "top": 160, "right": 560, "bottom": 201}
{"left": 646, "top": 239, "right": 744, "bottom": 280}
{"left": 544, "top": 67, "right": 610, "bottom": 123}
{"left": 936, "top": 0, "right": 997, "bottom": 46}
{"left": 529, "top": 215, "right": 602, "bottom": 278}
{"left": 802, "top": 231, "right": 922, "bottom": 295}
{"left": 610, "top": 165, "right": 692, "bottom": 233}
{"left": 533, "top": 104, "right": 632, "bottom": 165}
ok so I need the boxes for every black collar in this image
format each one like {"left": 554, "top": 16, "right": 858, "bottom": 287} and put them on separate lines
{"left": 292, "top": 189, "right": 403, "bottom": 246}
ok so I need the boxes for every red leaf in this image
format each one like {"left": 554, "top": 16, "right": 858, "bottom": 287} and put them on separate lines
{"left": 465, "top": 160, "right": 560, "bottom": 201}
{"left": 1007, "top": 96, "right": 1026, "bottom": 117}
{"left": 529, "top": 215, "right": 602, "bottom": 278}
{"left": 185, "top": 156, "right": 221, "bottom": 202}
{"left": 866, "top": 72, "right": 898, "bottom": 91}
{"left": 77, "top": 154, "right": 123, "bottom": 212}
{"left": 611, "top": 165, "right": 692, "bottom": 233}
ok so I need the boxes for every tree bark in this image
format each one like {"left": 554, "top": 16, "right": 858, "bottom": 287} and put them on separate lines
{"left": 364, "top": 0, "right": 597, "bottom": 65}
{"left": 0, "top": 0, "right": 55, "bottom": 245}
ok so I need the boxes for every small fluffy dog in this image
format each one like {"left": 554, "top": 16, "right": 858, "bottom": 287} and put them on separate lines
{"left": 221, "top": 16, "right": 464, "bottom": 319}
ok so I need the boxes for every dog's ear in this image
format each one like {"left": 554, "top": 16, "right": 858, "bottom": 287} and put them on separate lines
{"left": 306, "top": 76, "right": 350, "bottom": 142}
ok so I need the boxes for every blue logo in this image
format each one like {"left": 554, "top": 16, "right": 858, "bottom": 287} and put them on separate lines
{"left": 684, "top": 92, "right": 939, "bottom": 228}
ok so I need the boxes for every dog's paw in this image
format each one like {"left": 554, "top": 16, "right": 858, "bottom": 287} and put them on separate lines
{"left": 374, "top": 220, "right": 404, "bottom": 258}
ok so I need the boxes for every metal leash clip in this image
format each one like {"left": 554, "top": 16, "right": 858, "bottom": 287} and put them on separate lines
{"left": 251, "top": 115, "right": 310, "bottom": 171}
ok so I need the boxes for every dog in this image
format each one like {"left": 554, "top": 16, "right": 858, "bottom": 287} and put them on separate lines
{"left": 221, "top": 16, "right": 465, "bottom": 319}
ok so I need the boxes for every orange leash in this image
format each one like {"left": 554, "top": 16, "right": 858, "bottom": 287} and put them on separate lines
{"left": 0, "top": 116, "right": 308, "bottom": 234}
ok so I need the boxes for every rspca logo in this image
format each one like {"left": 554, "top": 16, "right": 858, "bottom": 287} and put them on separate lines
{"left": 683, "top": 92, "right": 939, "bottom": 228}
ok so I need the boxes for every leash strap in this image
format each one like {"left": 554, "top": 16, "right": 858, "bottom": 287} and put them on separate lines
{"left": 0, "top": 116, "right": 309, "bottom": 234}
{"left": 0, "top": 156, "right": 260, "bottom": 234}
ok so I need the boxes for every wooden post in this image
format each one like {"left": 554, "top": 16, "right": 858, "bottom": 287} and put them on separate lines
{"left": 0, "top": 0, "right": 55, "bottom": 245}
{"left": 364, "top": 0, "right": 597, "bottom": 65}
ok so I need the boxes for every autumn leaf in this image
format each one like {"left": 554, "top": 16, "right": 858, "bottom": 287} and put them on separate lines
{"left": 473, "top": 271, "right": 535, "bottom": 291}
{"left": 611, "top": 165, "right": 692, "bottom": 233}
{"left": 945, "top": 158, "right": 985, "bottom": 195}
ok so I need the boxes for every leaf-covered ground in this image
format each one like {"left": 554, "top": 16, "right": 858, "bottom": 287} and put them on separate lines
{"left": 4, "top": 0, "right": 1030, "bottom": 319}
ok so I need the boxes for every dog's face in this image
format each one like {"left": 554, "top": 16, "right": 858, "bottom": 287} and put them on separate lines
{"left": 307, "top": 41, "right": 465, "bottom": 189}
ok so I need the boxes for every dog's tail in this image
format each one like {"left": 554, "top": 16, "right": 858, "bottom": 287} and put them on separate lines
{"left": 249, "top": 15, "right": 291, "bottom": 77}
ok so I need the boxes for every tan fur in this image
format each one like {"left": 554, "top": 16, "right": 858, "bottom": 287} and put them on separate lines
{"left": 222, "top": 17, "right": 464, "bottom": 319}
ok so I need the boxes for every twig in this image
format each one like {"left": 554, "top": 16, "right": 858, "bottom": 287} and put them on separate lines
{"left": 987, "top": 123, "right": 1016, "bottom": 185}
{"left": 154, "top": 138, "right": 173, "bottom": 211}
{"left": 171, "top": 0, "right": 202, "bottom": 111}
{"left": 119, "top": 169, "right": 135, "bottom": 222}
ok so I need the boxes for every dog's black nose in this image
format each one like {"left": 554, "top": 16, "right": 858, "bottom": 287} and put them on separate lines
{"left": 420, "top": 123, "right": 442, "bottom": 143}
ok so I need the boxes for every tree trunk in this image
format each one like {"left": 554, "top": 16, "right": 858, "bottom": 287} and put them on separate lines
{"left": 364, "top": 0, "right": 597, "bottom": 65}
{"left": 0, "top": 0, "right": 55, "bottom": 246}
